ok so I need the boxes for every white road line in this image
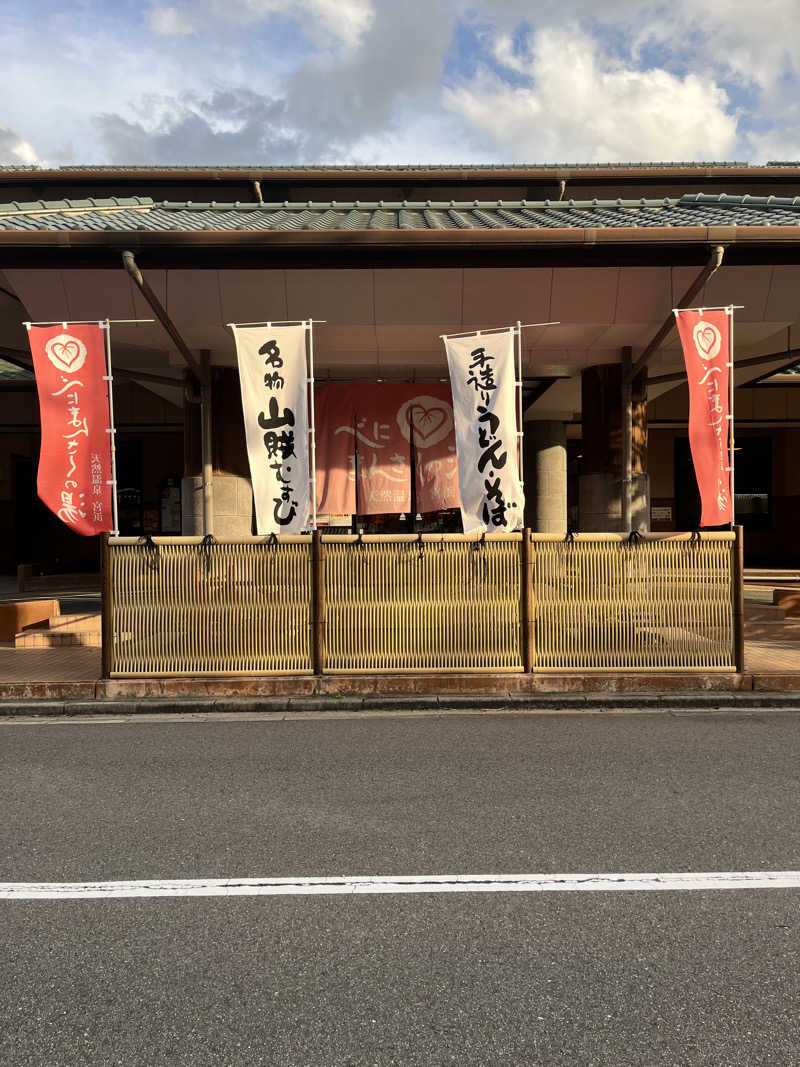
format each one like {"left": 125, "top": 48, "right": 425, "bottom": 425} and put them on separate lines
{"left": 2, "top": 872, "right": 800, "bottom": 900}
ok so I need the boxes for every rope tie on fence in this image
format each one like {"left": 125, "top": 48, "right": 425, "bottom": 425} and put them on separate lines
{"left": 416, "top": 532, "right": 425, "bottom": 560}
{"left": 263, "top": 532, "right": 279, "bottom": 550}
{"left": 470, "top": 531, "right": 488, "bottom": 577}
{"left": 626, "top": 530, "right": 643, "bottom": 547}
{"left": 563, "top": 529, "right": 575, "bottom": 544}
{"left": 199, "top": 533, "right": 215, "bottom": 573}
{"left": 137, "top": 534, "right": 160, "bottom": 570}
{"left": 690, "top": 528, "right": 703, "bottom": 545}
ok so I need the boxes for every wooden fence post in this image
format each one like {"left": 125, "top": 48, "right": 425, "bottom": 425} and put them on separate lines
{"left": 312, "top": 530, "right": 326, "bottom": 674}
{"left": 522, "top": 528, "right": 534, "bottom": 672}
{"left": 101, "top": 532, "right": 112, "bottom": 679}
{"left": 733, "top": 524, "right": 745, "bottom": 673}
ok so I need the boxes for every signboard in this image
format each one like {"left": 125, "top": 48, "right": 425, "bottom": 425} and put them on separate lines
{"left": 674, "top": 308, "right": 732, "bottom": 526}
{"left": 443, "top": 330, "right": 524, "bottom": 534}
{"left": 27, "top": 323, "right": 114, "bottom": 536}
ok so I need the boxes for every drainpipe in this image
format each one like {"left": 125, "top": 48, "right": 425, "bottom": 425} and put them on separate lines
{"left": 122, "top": 249, "right": 214, "bottom": 534}
{"left": 621, "top": 244, "right": 725, "bottom": 533}
{"left": 631, "top": 244, "right": 725, "bottom": 379}
{"left": 122, "top": 250, "right": 203, "bottom": 381}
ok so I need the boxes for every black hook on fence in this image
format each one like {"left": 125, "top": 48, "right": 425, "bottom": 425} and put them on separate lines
{"left": 626, "top": 530, "right": 643, "bottom": 547}
{"left": 690, "top": 528, "right": 703, "bottom": 545}
{"left": 470, "top": 531, "right": 488, "bottom": 577}
{"left": 263, "top": 532, "right": 279, "bottom": 550}
{"left": 563, "top": 528, "right": 575, "bottom": 544}
{"left": 416, "top": 532, "right": 425, "bottom": 560}
{"left": 199, "top": 532, "right": 215, "bottom": 572}
{"left": 355, "top": 531, "right": 367, "bottom": 556}
{"left": 137, "top": 534, "right": 160, "bottom": 570}
{"left": 438, "top": 536, "right": 445, "bottom": 553}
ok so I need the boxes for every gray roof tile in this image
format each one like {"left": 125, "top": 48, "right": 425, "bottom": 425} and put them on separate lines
{"left": 1, "top": 193, "right": 800, "bottom": 233}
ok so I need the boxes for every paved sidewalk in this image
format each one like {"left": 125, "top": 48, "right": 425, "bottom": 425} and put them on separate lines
{"left": 1, "top": 599, "right": 797, "bottom": 698}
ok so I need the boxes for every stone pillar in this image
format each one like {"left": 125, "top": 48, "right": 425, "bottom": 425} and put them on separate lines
{"left": 523, "top": 420, "right": 567, "bottom": 533}
{"left": 182, "top": 366, "right": 254, "bottom": 536}
{"left": 579, "top": 363, "right": 649, "bottom": 532}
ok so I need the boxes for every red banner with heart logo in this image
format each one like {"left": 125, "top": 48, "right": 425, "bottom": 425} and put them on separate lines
{"left": 674, "top": 308, "right": 732, "bottom": 526}
{"left": 314, "top": 384, "right": 459, "bottom": 516}
{"left": 27, "top": 323, "right": 114, "bottom": 536}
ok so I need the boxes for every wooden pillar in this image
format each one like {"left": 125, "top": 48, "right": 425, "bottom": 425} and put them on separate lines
{"left": 312, "top": 530, "right": 326, "bottom": 674}
{"left": 101, "top": 532, "right": 112, "bottom": 678}
{"left": 522, "top": 528, "right": 534, "bottom": 672}
{"left": 733, "top": 524, "right": 745, "bottom": 673}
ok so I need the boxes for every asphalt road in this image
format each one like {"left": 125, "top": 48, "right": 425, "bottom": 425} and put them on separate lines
{"left": 2, "top": 710, "right": 799, "bottom": 1065}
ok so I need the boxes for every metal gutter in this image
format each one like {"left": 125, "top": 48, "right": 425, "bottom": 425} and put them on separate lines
{"left": 0, "top": 164, "right": 783, "bottom": 183}
{"left": 1, "top": 226, "right": 800, "bottom": 248}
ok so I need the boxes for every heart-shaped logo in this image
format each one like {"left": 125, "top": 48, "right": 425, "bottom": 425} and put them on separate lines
{"left": 692, "top": 321, "right": 722, "bottom": 362}
{"left": 397, "top": 395, "right": 453, "bottom": 449}
{"left": 45, "top": 333, "right": 87, "bottom": 374}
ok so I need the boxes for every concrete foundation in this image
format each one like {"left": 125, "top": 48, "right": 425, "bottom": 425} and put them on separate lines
{"left": 523, "top": 420, "right": 567, "bottom": 533}
{"left": 181, "top": 474, "right": 253, "bottom": 536}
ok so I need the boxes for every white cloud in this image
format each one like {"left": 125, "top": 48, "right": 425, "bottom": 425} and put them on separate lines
{"left": 0, "top": 124, "right": 41, "bottom": 166}
{"left": 149, "top": 6, "right": 195, "bottom": 36}
{"left": 154, "top": 0, "right": 376, "bottom": 51}
{"left": 446, "top": 26, "right": 738, "bottom": 163}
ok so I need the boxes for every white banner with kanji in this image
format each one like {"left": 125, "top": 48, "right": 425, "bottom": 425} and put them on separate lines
{"left": 444, "top": 329, "right": 524, "bottom": 534}
{"left": 232, "top": 323, "right": 310, "bottom": 534}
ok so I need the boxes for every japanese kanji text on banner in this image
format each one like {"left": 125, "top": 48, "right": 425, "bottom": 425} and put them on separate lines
{"left": 27, "top": 323, "right": 114, "bottom": 536}
{"left": 444, "top": 330, "right": 524, "bottom": 534}
{"left": 232, "top": 323, "right": 311, "bottom": 534}
{"left": 674, "top": 308, "right": 732, "bottom": 527}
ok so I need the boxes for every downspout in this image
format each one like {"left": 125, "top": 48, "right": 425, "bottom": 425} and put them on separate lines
{"left": 631, "top": 244, "right": 725, "bottom": 378}
{"left": 622, "top": 245, "right": 725, "bottom": 531}
{"left": 122, "top": 250, "right": 203, "bottom": 381}
{"left": 122, "top": 249, "right": 214, "bottom": 534}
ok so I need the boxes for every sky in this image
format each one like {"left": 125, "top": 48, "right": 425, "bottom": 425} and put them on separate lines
{"left": 0, "top": 0, "right": 798, "bottom": 167}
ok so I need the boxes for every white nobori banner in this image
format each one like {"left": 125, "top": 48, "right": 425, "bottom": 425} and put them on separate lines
{"left": 232, "top": 323, "right": 311, "bottom": 534}
{"left": 444, "top": 329, "right": 524, "bottom": 534}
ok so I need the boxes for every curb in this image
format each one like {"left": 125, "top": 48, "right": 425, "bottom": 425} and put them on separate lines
{"left": 2, "top": 691, "right": 800, "bottom": 719}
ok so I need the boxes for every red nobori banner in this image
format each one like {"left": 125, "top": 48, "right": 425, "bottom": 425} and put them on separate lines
{"left": 674, "top": 308, "right": 732, "bottom": 526}
{"left": 314, "top": 383, "right": 459, "bottom": 517}
{"left": 27, "top": 323, "right": 114, "bottom": 536}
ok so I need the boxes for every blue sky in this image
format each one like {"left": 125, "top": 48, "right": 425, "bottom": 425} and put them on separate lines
{"left": 1, "top": 0, "right": 797, "bottom": 166}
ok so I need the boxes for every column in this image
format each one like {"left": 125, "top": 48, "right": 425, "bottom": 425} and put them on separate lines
{"left": 523, "top": 419, "right": 567, "bottom": 534}
{"left": 579, "top": 363, "right": 649, "bottom": 531}
{"left": 181, "top": 367, "right": 254, "bottom": 536}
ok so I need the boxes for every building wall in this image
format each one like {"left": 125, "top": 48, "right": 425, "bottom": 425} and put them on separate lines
{"left": 0, "top": 380, "right": 182, "bottom": 574}
{"left": 648, "top": 383, "right": 800, "bottom": 565}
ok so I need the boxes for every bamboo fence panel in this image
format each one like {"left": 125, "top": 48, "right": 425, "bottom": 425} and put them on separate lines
{"left": 530, "top": 533, "right": 736, "bottom": 671}
{"left": 105, "top": 531, "right": 737, "bottom": 677}
{"left": 108, "top": 536, "right": 312, "bottom": 676}
{"left": 322, "top": 534, "right": 524, "bottom": 672}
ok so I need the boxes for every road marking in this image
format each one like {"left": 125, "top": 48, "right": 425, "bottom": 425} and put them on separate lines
{"left": 2, "top": 871, "right": 800, "bottom": 900}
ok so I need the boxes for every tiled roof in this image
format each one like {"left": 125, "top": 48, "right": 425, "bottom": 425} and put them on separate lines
{"left": 1, "top": 193, "right": 800, "bottom": 232}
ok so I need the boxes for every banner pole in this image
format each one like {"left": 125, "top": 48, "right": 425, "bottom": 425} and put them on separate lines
{"left": 102, "top": 320, "right": 120, "bottom": 536}
{"left": 516, "top": 320, "right": 524, "bottom": 497}
{"left": 307, "top": 318, "right": 318, "bottom": 531}
{"left": 728, "top": 305, "right": 735, "bottom": 530}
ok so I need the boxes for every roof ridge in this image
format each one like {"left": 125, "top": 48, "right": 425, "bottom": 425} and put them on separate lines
{"left": 0, "top": 195, "right": 154, "bottom": 216}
